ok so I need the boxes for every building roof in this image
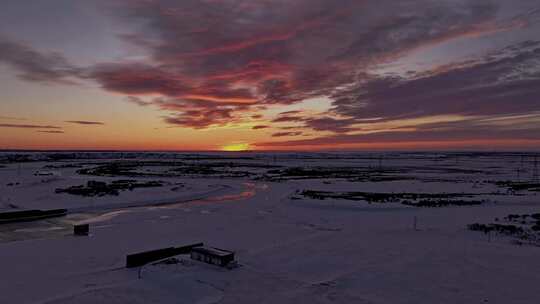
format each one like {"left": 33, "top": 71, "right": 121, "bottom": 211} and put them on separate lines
{"left": 192, "top": 246, "right": 233, "bottom": 257}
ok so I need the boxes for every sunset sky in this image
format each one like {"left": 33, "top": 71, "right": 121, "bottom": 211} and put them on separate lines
{"left": 1, "top": 0, "right": 540, "bottom": 151}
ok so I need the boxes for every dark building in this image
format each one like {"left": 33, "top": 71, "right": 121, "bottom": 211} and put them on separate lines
{"left": 125, "top": 243, "right": 203, "bottom": 268}
{"left": 190, "top": 247, "right": 235, "bottom": 267}
{"left": 74, "top": 224, "right": 89, "bottom": 236}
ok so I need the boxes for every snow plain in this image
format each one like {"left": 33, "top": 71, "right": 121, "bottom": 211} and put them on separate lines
{"left": 0, "top": 152, "right": 539, "bottom": 303}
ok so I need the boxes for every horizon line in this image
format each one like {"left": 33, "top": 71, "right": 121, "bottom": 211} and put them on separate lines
{"left": 1, "top": 149, "right": 540, "bottom": 153}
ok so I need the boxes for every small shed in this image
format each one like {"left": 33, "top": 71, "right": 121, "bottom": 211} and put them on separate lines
{"left": 190, "top": 246, "right": 235, "bottom": 267}
{"left": 74, "top": 224, "right": 89, "bottom": 236}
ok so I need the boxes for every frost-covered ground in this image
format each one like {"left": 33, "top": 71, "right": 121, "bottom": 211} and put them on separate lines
{"left": 0, "top": 152, "right": 539, "bottom": 303}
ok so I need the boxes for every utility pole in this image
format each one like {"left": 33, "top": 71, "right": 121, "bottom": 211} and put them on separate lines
{"left": 533, "top": 155, "right": 539, "bottom": 182}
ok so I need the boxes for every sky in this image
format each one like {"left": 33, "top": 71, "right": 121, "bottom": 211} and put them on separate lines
{"left": 1, "top": 0, "right": 540, "bottom": 151}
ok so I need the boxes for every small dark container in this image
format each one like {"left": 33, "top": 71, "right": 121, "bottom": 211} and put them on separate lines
{"left": 74, "top": 224, "right": 89, "bottom": 236}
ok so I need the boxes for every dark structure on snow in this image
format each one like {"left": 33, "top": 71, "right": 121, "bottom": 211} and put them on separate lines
{"left": 74, "top": 224, "right": 89, "bottom": 236}
{"left": 190, "top": 246, "right": 235, "bottom": 267}
{"left": 126, "top": 242, "right": 204, "bottom": 268}
{"left": 0, "top": 209, "right": 67, "bottom": 224}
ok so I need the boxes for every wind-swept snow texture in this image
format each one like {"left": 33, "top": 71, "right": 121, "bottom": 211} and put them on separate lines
{"left": 0, "top": 152, "right": 539, "bottom": 303}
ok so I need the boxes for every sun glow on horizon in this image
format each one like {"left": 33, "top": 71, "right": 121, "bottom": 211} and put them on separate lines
{"left": 221, "top": 142, "right": 251, "bottom": 151}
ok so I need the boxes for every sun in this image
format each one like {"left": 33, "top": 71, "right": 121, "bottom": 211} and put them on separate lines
{"left": 221, "top": 143, "right": 250, "bottom": 152}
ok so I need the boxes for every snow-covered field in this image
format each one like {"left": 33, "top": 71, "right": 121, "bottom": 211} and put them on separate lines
{"left": 0, "top": 152, "right": 539, "bottom": 303}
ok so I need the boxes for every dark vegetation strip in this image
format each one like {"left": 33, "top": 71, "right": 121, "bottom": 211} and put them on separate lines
{"left": 298, "top": 190, "right": 487, "bottom": 207}
{"left": 55, "top": 180, "right": 164, "bottom": 197}
{"left": 467, "top": 213, "right": 540, "bottom": 246}
{"left": 468, "top": 213, "right": 540, "bottom": 246}
{"left": 495, "top": 181, "right": 540, "bottom": 192}
{"left": 75, "top": 161, "right": 274, "bottom": 178}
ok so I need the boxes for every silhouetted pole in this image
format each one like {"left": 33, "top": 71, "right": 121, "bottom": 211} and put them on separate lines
{"left": 533, "top": 155, "right": 539, "bottom": 182}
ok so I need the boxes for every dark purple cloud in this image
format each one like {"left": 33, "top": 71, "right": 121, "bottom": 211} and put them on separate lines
{"left": 271, "top": 116, "right": 305, "bottom": 123}
{"left": 163, "top": 106, "right": 237, "bottom": 129}
{"left": 330, "top": 41, "right": 540, "bottom": 123}
{"left": 303, "top": 117, "right": 355, "bottom": 133}
{"left": 279, "top": 110, "right": 302, "bottom": 116}
{"left": 257, "top": 126, "right": 540, "bottom": 147}
{"left": 272, "top": 131, "right": 303, "bottom": 137}
{"left": 0, "top": 123, "right": 61, "bottom": 129}
{"left": 37, "top": 130, "right": 65, "bottom": 134}
{"left": 0, "top": 36, "right": 79, "bottom": 84}
{"left": 88, "top": 63, "right": 190, "bottom": 96}
{"left": 65, "top": 120, "right": 105, "bottom": 125}
{"left": 1, "top": 0, "right": 540, "bottom": 141}
{"left": 82, "top": 0, "right": 525, "bottom": 129}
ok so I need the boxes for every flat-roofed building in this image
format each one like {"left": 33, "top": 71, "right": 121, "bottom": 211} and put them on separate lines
{"left": 190, "top": 246, "right": 235, "bottom": 267}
